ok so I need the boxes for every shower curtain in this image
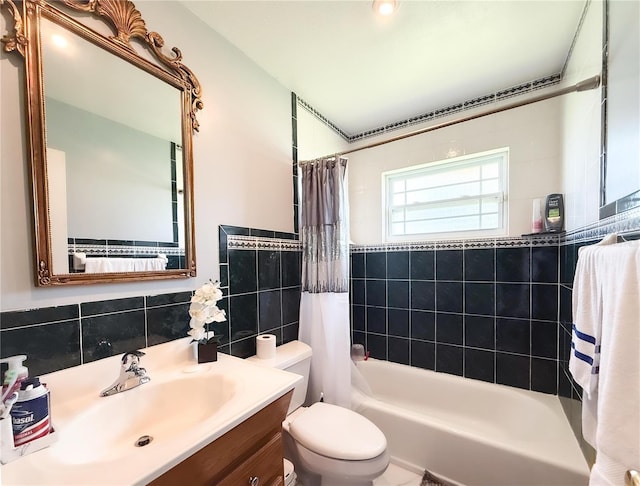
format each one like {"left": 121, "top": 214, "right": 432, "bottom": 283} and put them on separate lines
{"left": 298, "top": 157, "right": 351, "bottom": 407}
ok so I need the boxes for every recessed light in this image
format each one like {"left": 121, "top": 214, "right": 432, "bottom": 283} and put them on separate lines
{"left": 372, "top": 0, "right": 398, "bottom": 16}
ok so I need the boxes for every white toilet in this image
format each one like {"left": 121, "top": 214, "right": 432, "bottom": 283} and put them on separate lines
{"left": 248, "top": 340, "right": 389, "bottom": 486}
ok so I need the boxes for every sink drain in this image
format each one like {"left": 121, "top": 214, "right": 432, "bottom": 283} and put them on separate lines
{"left": 135, "top": 435, "right": 153, "bottom": 447}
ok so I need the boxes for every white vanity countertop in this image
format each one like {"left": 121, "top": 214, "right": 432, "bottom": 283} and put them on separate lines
{"left": 1, "top": 338, "right": 301, "bottom": 485}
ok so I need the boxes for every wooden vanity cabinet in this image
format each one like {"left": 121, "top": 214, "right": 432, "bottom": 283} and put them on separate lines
{"left": 150, "top": 391, "right": 292, "bottom": 486}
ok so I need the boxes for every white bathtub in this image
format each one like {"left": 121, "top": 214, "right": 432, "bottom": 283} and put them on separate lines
{"left": 352, "top": 359, "right": 589, "bottom": 486}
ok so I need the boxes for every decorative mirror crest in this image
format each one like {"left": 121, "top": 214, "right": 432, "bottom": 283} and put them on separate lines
{"left": 1, "top": 0, "right": 27, "bottom": 55}
{"left": 1, "top": 0, "right": 201, "bottom": 285}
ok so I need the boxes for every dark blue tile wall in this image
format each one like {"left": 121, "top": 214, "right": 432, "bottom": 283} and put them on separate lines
{"left": 0, "top": 291, "right": 191, "bottom": 376}
{"left": 350, "top": 239, "right": 561, "bottom": 394}
{"left": 218, "top": 225, "right": 301, "bottom": 359}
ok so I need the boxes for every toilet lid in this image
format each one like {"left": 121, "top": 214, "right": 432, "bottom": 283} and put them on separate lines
{"left": 288, "top": 402, "right": 387, "bottom": 460}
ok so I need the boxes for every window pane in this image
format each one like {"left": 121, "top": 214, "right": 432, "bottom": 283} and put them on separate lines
{"left": 449, "top": 165, "right": 481, "bottom": 184}
{"left": 420, "top": 181, "right": 480, "bottom": 202}
{"left": 406, "top": 215, "right": 480, "bottom": 234}
{"left": 452, "top": 215, "right": 482, "bottom": 231}
{"left": 391, "top": 208, "right": 405, "bottom": 222}
{"left": 405, "top": 174, "right": 432, "bottom": 191}
{"left": 481, "top": 213, "right": 499, "bottom": 229}
{"left": 406, "top": 165, "right": 480, "bottom": 191}
{"left": 482, "top": 162, "right": 499, "bottom": 179}
{"left": 404, "top": 220, "right": 431, "bottom": 234}
{"left": 481, "top": 179, "right": 499, "bottom": 194}
{"left": 404, "top": 207, "right": 430, "bottom": 221}
{"left": 391, "top": 222, "right": 405, "bottom": 235}
{"left": 404, "top": 188, "right": 431, "bottom": 205}
{"left": 442, "top": 199, "right": 480, "bottom": 217}
{"left": 405, "top": 200, "right": 480, "bottom": 221}
{"left": 481, "top": 198, "right": 499, "bottom": 214}
{"left": 391, "top": 179, "right": 405, "bottom": 193}
{"left": 384, "top": 149, "right": 507, "bottom": 239}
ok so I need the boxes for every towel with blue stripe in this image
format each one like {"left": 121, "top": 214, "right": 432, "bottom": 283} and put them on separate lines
{"left": 568, "top": 234, "right": 618, "bottom": 398}
{"left": 569, "top": 323, "right": 600, "bottom": 396}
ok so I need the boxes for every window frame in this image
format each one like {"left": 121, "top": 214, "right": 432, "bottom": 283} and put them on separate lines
{"left": 382, "top": 148, "right": 509, "bottom": 242}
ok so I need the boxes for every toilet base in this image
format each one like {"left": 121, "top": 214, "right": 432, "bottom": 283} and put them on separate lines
{"left": 283, "top": 432, "right": 388, "bottom": 486}
{"left": 292, "top": 464, "right": 375, "bottom": 486}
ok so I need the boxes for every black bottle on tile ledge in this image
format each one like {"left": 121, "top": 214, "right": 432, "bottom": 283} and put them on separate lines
{"left": 544, "top": 193, "right": 564, "bottom": 232}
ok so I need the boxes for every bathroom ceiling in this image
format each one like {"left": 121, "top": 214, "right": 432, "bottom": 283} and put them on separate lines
{"left": 181, "top": 1, "right": 587, "bottom": 136}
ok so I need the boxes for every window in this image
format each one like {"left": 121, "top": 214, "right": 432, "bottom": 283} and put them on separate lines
{"left": 383, "top": 148, "right": 508, "bottom": 240}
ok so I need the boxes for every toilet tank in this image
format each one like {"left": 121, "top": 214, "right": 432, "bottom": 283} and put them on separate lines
{"left": 247, "top": 340, "right": 312, "bottom": 413}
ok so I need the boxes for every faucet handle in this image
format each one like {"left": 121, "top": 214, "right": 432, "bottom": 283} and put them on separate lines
{"left": 121, "top": 350, "right": 145, "bottom": 369}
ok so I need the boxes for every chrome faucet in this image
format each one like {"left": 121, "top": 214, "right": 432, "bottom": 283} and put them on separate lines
{"left": 100, "top": 350, "right": 150, "bottom": 397}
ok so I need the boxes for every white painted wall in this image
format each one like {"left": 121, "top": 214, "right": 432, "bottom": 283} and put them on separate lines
{"left": 296, "top": 106, "right": 349, "bottom": 162}
{"left": 560, "top": 0, "right": 603, "bottom": 231}
{"left": 344, "top": 97, "right": 563, "bottom": 244}
{"left": 0, "top": 2, "right": 293, "bottom": 311}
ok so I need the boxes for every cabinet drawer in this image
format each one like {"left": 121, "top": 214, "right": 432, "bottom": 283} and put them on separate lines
{"left": 218, "top": 433, "right": 283, "bottom": 486}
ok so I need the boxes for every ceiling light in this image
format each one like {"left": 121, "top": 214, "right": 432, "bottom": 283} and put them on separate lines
{"left": 372, "top": 0, "right": 397, "bottom": 16}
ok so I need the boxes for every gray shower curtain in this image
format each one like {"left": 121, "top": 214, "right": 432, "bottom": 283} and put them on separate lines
{"left": 298, "top": 157, "right": 351, "bottom": 407}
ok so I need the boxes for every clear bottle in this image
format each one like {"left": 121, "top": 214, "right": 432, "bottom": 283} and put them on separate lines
{"left": 531, "top": 198, "right": 543, "bottom": 233}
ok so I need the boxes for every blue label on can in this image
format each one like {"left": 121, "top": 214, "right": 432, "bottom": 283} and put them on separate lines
{"left": 10, "top": 388, "right": 50, "bottom": 446}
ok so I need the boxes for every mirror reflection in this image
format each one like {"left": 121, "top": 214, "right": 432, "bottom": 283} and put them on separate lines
{"left": 40, "top": 16, "right": 185, "bottom": 275}
{"left": 601, "top": 0, "right": 640, "bottom": 210}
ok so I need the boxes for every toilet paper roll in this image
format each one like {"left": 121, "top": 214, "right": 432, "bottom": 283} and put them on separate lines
{"left": 256, "top": 334, "right": 276, "bottom": 359}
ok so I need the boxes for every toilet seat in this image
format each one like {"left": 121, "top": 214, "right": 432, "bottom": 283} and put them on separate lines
{"left": 286, "top": 402, "right": 387, "bottom": 461}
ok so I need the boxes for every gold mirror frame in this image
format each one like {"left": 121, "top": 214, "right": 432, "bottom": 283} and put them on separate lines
{"left": 1, "top": 0, "right": 201, "bottom": 286}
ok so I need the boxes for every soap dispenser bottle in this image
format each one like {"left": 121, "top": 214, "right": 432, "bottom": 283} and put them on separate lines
{"left": 544, "top": 194, "right": 564, "bottom": 232}
{"left": 0, "top": 355, "right": 28, "bottom": 403}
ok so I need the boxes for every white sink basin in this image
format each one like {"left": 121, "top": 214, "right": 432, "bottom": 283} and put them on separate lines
{"left": 52, "top": 373, "right": 237, "bottom": 465}
{"left": 2, "top": 338, "right": 301, "bottom": 485}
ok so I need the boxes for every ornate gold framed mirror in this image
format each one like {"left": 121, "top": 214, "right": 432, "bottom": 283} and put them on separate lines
{"left": 1, "top": 0, "right": 201, "bottom": 285}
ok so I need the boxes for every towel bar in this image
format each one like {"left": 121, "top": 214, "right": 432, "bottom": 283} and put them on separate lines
{"left": 627, "top": 469, "right": 640, "bottom": 486}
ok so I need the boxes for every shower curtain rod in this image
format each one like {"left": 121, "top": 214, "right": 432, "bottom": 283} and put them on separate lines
{"left": 300, "top": 75, "right": 601, "bottom": 163}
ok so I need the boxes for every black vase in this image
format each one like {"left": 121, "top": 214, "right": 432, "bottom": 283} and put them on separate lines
{"left": 198, "top": 342, "right": 218, "bottom": 363}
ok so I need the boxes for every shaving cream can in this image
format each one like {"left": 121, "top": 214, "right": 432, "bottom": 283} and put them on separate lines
{"left": 10, "top": 377, "right": 51, "bottom": 446}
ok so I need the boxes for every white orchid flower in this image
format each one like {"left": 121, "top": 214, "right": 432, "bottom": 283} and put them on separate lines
{"left": 188, "top": 280, "right": 227, "bottom": 344}
{"left": 193, "top": 281, "right": 223, "bottom": 306}
{"left": 188, "top": 326, "right": 207, "bottom": 341}
{"left": 189, "top": 315, "right": 205, "bottom": 328}
{"left": 189, "top": 303, "right": 209, "bottom": 322}
{"left": 210, "top": 307, "right": 226, "bottom": 323}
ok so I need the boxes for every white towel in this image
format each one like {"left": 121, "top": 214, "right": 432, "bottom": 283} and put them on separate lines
{"left": 84, "top": 257, "right": 136, "bottom": 273}
{"left": 72, "top": 252, "right": 87, "bottom": 271}
{"left": 84, "top": 255, "right": 168, "bottom": 273}
{"left": 133, "top": 255, "right": 168, "bottom": 271}
{"left": 570, "top": 234, "right": 616, "bottom": 397}
{"left": 571, "top": 238, "right": 640, "bottom": 486}
{"left": 590, "top": 452, "right": 631, "bottom": 486}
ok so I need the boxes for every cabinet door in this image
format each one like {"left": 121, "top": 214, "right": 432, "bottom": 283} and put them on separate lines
{"left": 218, "top": 433, "right": 283, "bottom": 486}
